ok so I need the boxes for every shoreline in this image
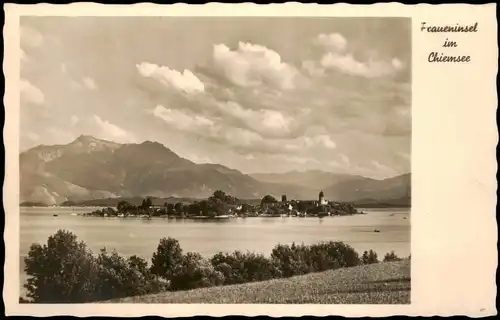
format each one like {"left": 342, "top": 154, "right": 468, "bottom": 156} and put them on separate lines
{"left": 21, "top": 204, "right": 410, "bottom": 209}
{"left": 68, "top": 211, "right": 368, "bottom": 219}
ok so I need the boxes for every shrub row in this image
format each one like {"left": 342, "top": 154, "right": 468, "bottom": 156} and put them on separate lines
{"left": 23, "top": 229, "right": 405, "bottom": 303}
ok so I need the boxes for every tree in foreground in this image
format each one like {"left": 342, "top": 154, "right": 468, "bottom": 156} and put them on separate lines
{"left": 150, "top": 237, "right": 184, "bottom": 279}
{"left": 23, "top": 230, "right": 99, "bottom": 303}
{"left": 169, "top": 252, "right": 225, "bottom": 291}
{"left": 23, "top": 230, "right": 166, "bottom": 303}
{"left": 94, "top": 249, "right": 166, "bottom": 300}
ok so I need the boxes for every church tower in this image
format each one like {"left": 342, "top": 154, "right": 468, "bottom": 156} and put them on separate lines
{"left": 318, "top": 190, "right": 327, "bottom": 205}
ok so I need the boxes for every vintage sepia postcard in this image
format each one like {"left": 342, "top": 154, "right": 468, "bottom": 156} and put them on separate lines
{"left": 3, "top": 3, "right": 497, "bottom": 317}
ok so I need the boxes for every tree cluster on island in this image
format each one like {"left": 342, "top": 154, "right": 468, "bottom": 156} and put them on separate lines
{"left": 81, "top": 190, "right": 363, "bottom": 218}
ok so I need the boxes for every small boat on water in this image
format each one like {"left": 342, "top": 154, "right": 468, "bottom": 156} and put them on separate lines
{"left": 53, "top": 214, "right": 58, "bottom": 217}
{"left": 214, "top": 215, "right": 231, "bottom": 220}
{"left": 191, "top": 216, "right": 209, "bottom": 220}
{"left": 373, "top": 229, "right": 381, "bottom": 233}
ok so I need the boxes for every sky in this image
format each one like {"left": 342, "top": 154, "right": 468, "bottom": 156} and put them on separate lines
{"left": 20, "top": 17, "right": 411, "bottom": 179}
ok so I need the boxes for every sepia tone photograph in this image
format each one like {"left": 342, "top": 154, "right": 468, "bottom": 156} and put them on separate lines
{"left": 18, "top": 16, "right": 411, "bottom": 304}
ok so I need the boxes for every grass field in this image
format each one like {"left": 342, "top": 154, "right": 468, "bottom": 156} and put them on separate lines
{"left": 105, "top": 260, "right": 410, "bottom": 304}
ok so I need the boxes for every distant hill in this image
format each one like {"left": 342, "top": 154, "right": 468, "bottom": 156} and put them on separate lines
{"left": 250, "top": 170, "right": 362, "bottom": 190}
{"left": 351, "top": 197, "right": 411, "bottom": 208}
{"left": 324, "top": 173, "right": 411, "bottom": 204}
{"left": 251, "top": 170, "right": 411, "bottom": 207}
{"left": 19, "top": 135, "right": 315, "bottom": 205}
{"left": 20, "top": 135, "right": 410, "bottom": 206}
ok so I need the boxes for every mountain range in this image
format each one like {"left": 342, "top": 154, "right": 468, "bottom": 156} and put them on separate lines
{"left": 20, "top": 135, "right": 411, "bottom": 206}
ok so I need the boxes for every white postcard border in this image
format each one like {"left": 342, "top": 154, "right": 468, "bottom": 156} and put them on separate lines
{"left": 3, "top": 3, "right": 498, "bottom": 317}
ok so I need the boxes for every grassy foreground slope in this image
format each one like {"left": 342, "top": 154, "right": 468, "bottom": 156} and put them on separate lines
{"left": 105, "top": 260, "right": 410, "bottom": 304}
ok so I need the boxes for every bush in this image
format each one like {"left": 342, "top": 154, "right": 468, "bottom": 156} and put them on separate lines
{"left": 270, "top": 243, "right": 314, "bottom": 277}
{"left": 362, "top": 250, "right": 379, "bottom": 264}
{"left": 211, "top": 250, "right": 282, "bottom": 285}
{"left": 94, "top": 249, "right": 166, "bottom": 300}
{"left": 23, "top": 230, "right": 100, "bottom": 303}
{"left": 383, "top": 251, "right": 402, "bottom": 262}
{"left": 271, "top": 241, "right": 361, "bottom": 277}
{"left": 150, "top": 237, "right": 184, "bottom": 279}
{"left": 169, "top": 252, "right": 225, "bottom": 291}
{"left": 308, "top": 241, "right": 361, "bottom": 269}
{"left": 23, "top": 230, "right": 166, "bottom": 303}
{"left": 23, "top": 229, "right": 402, "bottom": 302}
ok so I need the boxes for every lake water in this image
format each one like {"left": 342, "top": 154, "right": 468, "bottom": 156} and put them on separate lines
{"left": 19, "top": 206, "right": 410, "bottom": 296}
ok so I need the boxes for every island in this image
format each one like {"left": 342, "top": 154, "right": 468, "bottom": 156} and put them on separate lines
{"left": 78, "top": 190, "right": 365, "bottom": 219}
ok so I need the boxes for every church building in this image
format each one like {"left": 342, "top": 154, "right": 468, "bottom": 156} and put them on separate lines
{"left": 318, "top": 190, "right": 328, "bottom": 205}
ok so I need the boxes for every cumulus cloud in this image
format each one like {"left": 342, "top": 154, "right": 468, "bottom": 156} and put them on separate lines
{"left": 370, "top": 160, "right": 399, "bottom": 177}
{"left": 301, "top": 60, "right": 326, "bottom": 77}
{"left": 216, "top": 101, "right": 293, "bottom": 137}
{"left": 152, "top": 102, "right": 340, "bottom": 155}
{"left": 20, "top": 79, "right": 45, "bottom": 106}
{"left": 153, "top": 105, "right": 214, "bottom": 133}
{"left": 83, "top": 77, "right": 97, "bottom": 90}
{"left": 18, "top": 18, "right": 410, "bottom": 178}
{"left": 313, "top": 33, "right": 347, "bottom": 52}
{"left": 137, "top": 62, "right": 205, "bottom": 94}
{"left": 271, "top": 154, "right": 320, "bottom": 165}
{"left": 93, "top": 115, "right": 135, "bottom": 143}
{"left": 140, "top": 32, "right": 408, "bottom": 177}
{"left": 20, "top": 25, "right": 43, "bottom": 48}
{"left": 212, "top": 42, "right": 299, "bottom": 90}
{"left": 283, "top": 134, "right": 336, "bottom": 151}
{"left": 313, "top": 135, "right": 337, "bottom": 149}
{"left": 306, "top": 32, "right": 406, "bottom": 79}
{"left": 320, "top": 52, "right": 403, "bottom": 78}
{"left": 223, "top": 127, "right": 265, "bottom": 147}
{"left": 153, "top": 105, "right": 278, "bottom": 149}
